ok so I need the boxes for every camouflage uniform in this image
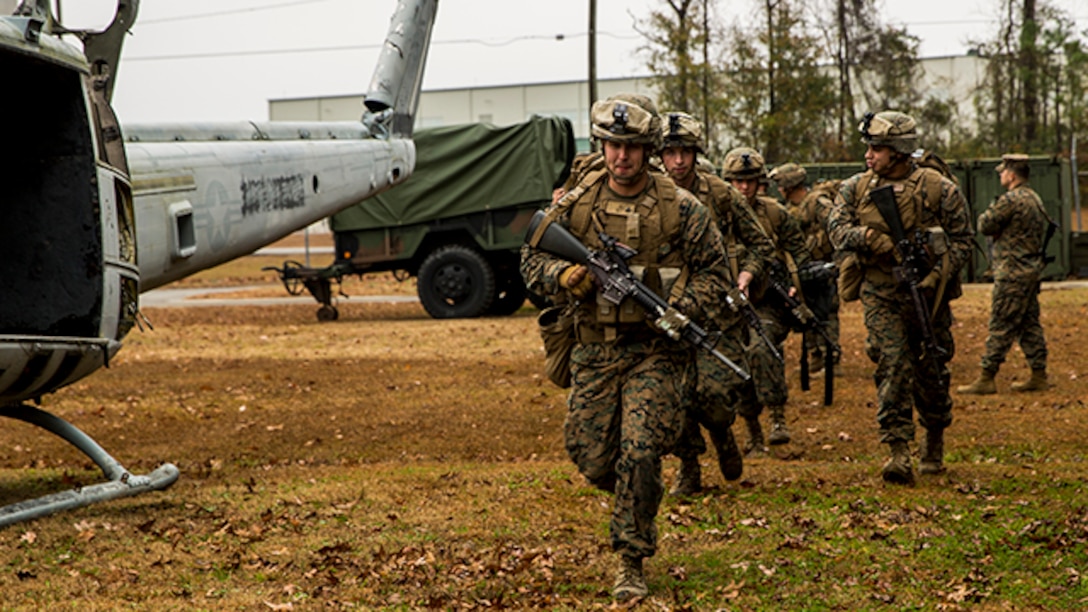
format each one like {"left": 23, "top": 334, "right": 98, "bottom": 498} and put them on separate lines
{"left": 776, "top": 168, "right": 842, "bottom": 371}
{"left": 827, "top": 111, "right": 973, "bottom": 482}
{"left": 742, "top": 193, "right": 811, "bottom": 430}
{"left": 660, "top": 113, "right": 776, "bottom": 492}
{"left": 722, "top": 148, "right": 812, "bottom": 452}
{"left": 978, "top": 185, "right": 1049, "bottom": 371}
{"left": 520, "top": 96, "right": 732, "bottom": 600}
{"left": 683, "top": 175, "right": 774, "bottom": 464}
{"left": 960, "top": 153, "right": 1050, "bottom": 392}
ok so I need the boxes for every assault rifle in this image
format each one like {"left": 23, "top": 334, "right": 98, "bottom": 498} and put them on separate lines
{"left": 767, "top": 259, "right": 840, "bottom": 355}
{"left": 870, "top": 185, "right": 948, "bottom": 362}
{"left": 767, "top": 258, "right": 839, "bottom": 404}
{"left": 525, "top": 210, "right": 750, "bottom": 381}
{"left": 723, "top": 285, "right": 783, "bottom": 364}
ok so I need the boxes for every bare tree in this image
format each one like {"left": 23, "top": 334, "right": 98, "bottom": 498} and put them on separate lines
{"left": 970, "top": 0, "right": 1087, "bottom": 154}
{"left": 721, "top": 0, "right": 836, "bottom": 162}
{"left": 636, "top": 0, "right": 729, "bottom": 157}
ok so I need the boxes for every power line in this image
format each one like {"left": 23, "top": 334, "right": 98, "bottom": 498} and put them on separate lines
{"left": 124, "top": 31, "right": 639, "bottom": 62}
{"left": 135, "top": 0, "right": 338, "bottom": 25}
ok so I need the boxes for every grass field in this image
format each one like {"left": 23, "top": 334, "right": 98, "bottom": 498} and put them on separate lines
{"left": 0, "top": 255, "right": 1085, "bottom": 610}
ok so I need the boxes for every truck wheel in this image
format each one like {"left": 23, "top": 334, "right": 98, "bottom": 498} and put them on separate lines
{"left": 487, "top": 271, "right": 527, "bottom": 316}
{"left": 417, "top": 245, "right": 496, "bottom": 318}
{"left": 316, "top": 305, "right": 339, "bottom": 321}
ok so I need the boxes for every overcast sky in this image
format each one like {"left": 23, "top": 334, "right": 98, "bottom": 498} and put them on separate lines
{"left": 56, "top": 0, "right": 1088, "bottom": 124}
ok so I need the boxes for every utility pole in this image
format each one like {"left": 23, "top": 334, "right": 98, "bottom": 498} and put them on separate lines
{"left": 702, "top": 0, "right": 710, "bottom": 150}
{"left": 589, "top": 0, "right": 598, "bottom": 151}
{"left": 1021, "top": 0, "right": 1039, "bottom": 146}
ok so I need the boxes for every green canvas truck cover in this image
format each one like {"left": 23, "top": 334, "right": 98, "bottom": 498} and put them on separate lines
{"left": 330, "top": 115, "right": 575, "bottom": 231}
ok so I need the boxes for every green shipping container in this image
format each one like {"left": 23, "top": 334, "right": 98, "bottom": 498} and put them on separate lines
{"left": 798, "top": 156, "right": 1072, "bottom": 281}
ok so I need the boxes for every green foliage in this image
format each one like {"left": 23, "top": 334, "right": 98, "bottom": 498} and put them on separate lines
{"left": 720, "top": 0, "right": 837, "bottom": 163}
{"left": 968, "top": 0, "right": 1087, "bottom": 155}
{"left": 635, "top": 0, "right": 1088, "bottom": 166}
{"left": 638, "top": 0, "right": 731, "bottom": 158}
{"left": 637, "top": 0, "right": 956, "bottom": 164}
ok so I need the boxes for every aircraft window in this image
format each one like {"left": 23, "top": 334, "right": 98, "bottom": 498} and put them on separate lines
{"left": 169, "top": 201, "right": 197, "bottom": 259}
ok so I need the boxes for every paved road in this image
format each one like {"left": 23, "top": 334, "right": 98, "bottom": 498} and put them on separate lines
{"left": 253, "top": 246, "right": 334, "bottom": 257}
{"left": 141, "top": 279, "right": 1086, "bottom": 309}
{"left": 141, "top": 285, "right": 417, "bottom": 309}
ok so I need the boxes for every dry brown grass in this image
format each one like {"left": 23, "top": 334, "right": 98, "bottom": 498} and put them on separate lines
{"left": 0, "top": 254, "right": 1085, "bottom": 610}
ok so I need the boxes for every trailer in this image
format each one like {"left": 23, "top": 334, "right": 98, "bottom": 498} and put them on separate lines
{"left": 266, "top": 115, "right": 576, "bottom": 320}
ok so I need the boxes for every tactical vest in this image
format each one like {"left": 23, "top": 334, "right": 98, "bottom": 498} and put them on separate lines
{"left": 853, "top": 166, "right": 944, "bottom": 270}
{"left": 752, "top": 194, "right": 800, "bottom": 282}
{"left": 853, "top": 165, "right": 961, "bottom": 306}
{"left": 551, "top": 170, "right": 687, "bottom": 341}
{"left": 692, "top": 172, "right": 741, "bottom": 280}
{"left": 799, "top": 181, "right": 839, "bottom": 261}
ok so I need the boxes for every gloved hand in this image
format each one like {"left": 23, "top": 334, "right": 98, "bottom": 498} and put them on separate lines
{"left": 794, "top": 303, "right": 816, "bottom": 325}
{"left": 655, "top": 307, "right": 691, "bottom": 341}
{"left": 558, "top": 264, "right": 595, "bottom": 299}
{"left": 918, "top": 269, "right": 941, "bottom": 290}
{"left": 866, "top": 229, "right": 894, "bottom": 256}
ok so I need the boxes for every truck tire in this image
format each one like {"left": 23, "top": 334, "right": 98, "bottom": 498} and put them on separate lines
{"left": 487, "top": 269, "right": 527, "bottom": 316}
{"left": 417, "top": 245, "right": 496, "bottom": 318}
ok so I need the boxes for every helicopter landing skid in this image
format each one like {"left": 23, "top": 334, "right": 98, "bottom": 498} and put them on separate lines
{"left": 0, "top": 403, "right": 179, "bottom": 527}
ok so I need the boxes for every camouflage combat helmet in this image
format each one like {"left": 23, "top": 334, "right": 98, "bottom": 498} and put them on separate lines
{"left": 768, "top": 162, "right": 806, "bottom": 192}
{"left": 858, "top": 111, "right": 919, "bottom": 155}
{"left": 590, "top": 93, "right": 662, "bottom": 148}
{"left": 661, "top": 111, "right": 704, "bottom": 153}
{"left": 721, "top": 147, "right": 767, "bottom": 180}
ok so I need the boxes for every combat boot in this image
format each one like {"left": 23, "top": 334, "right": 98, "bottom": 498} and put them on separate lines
{"left": 1011, "top": 369, "right": 1050, "bottom": 392}
{"left": 742, "top": 416, "right": 768, "bottom": 457}
{"left": 711, "top": 428, "right": 743, "bottom": 481}
{"left": 613, "top": 555, "right": 648, "bottom": 601}
{"left": 919, "top": 428, "right": 945, "bottom": 475}
{"left": 881, "top": 440, "right": 914, "bottom": 484}
{"left": 670, "top": 457, "right": 702, "bottom": 496}
{"left": 956, "top": 369, "right": 997, "bottom": 395}
{"left": 767, "top": 405, "right": 791, "bottom": 445}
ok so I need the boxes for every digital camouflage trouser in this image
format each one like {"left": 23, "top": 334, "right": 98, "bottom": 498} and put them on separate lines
{"left": 980, "top": 278, "right": 1047, "bottom": 373}
{"left": 860, "top": 282, "right": 954, "bottom": 444}
{"left": 737, "top": 304, "right": 791, "bottom": 420}
{"left": 673, "top": 324, "right": 750, "bottom": 461}
{"left": 565, "top": 339, "right": 694, "bottom": 559}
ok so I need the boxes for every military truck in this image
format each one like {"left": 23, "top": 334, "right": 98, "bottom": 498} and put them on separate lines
{"left": 267, "top": 115, "right": 576, "bottom": 320}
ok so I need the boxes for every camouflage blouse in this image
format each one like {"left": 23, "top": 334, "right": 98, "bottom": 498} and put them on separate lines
{"left": 691, "top": 170, "right": 775, "bottom": 281}
{"left": 977, "top": 184, "right": 1050, "bottom": 281}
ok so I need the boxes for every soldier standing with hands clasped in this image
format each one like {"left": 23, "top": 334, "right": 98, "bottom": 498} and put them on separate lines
{"left": 827, "top": 111, "right": 973, "bottom": 484}
{"left": 957, "top": 153, "right": 1053, "bottom": 395}
{"left": 520, "top": 94, "right": 732, "bottom": 601}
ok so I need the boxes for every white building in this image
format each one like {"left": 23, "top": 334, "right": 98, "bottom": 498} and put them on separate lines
{"left": 270, "top": 55, "right": 988, "bottom": 154}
